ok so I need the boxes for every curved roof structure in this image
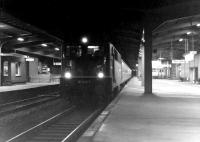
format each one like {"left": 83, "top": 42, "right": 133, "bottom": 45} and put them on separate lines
{"left": 153, "top": 14, "right": 200, "bottom": 60}
{"left": 0, "top": 11, "right": 63, "bottom": 59}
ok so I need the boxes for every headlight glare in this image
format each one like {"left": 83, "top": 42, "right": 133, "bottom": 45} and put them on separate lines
{"left": 64, "top": 72, "right": 72, "bottom": 79}
{"left": 97, "top": 72, "right": 104, "bottom": 78}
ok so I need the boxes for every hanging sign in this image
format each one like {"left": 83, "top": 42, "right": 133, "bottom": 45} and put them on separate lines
{"left": 172, "top": 60, "right": 185, "bottom": 64}
{"left": 184, "top": 51, "right": 197, "bottom": 62}
{"left": 53, "top": 62, "right": 62, "bottom": 66}
{"left": 25, "top": 57, "right": 34, "bottom": 61}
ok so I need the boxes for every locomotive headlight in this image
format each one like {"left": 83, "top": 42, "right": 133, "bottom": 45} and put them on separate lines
{"left": 81, "top": 37, "right": 88, "bottom": 44}
{"left": 64, "top": 72, "right": 72, "bottom": 79}
{"left": 97, "top": 72, "right": 104, "bottom": 78}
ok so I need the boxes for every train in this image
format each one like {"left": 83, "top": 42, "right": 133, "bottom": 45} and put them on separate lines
{"left": 60, "top": 37, "right": 132, "bottom": 105}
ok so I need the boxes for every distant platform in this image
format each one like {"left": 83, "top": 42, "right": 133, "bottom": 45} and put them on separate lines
{"left": 0, "top": 82, "right": 59, "bottom": 93}
{"left": 0, "top": 82, "right": 60, "bottom": 104}
{"left": 78, "top": 77, "right": 200, "bottom": 142}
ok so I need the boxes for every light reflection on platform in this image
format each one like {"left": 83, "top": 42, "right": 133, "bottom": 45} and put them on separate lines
{"left": 153, "top": 79, "right": 200, "bottom": 98}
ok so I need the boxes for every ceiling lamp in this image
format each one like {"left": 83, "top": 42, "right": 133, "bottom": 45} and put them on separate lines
{"left": 55, "top": 47, "right": 59, "bottom": 51}
{"left": 0, "top": 24, "right": 6, "bottom": 28}
{"left": 17, "top": 37, "right": 24, "bottom": 42}
{"left": 179, "top": 38, "right": 183, "bottom": 42}
{"left": 186, "top": 31, "right": 191, "bottom": 35}
{"left": 81, "top": 37, "right": 88, "bottom": 44}
{"left": 41, "top": 43, "right": 48, "bottom": 47}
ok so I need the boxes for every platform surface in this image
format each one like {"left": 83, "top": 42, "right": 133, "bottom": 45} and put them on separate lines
{"left": 79, "top": 77, "right": 200, "bottom": 142}
{"left": 0, "top": 82, "right": 59, "bottom": 93}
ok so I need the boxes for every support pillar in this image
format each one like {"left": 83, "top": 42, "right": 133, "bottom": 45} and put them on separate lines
{"left": 0, "top": 43, "right": 2, "bottom": 86}
{"left": 144, "top": 21, "right": 153, "bottom": 95}
{"left": 141, "top": 46, "right": 144, "bottom": 86}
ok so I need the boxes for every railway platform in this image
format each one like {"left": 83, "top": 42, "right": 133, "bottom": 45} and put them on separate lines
{"left": 0, "top": 82, "right": 60, "bottom": 105}
{"left": 78, "top": 77, "right": 200, "bottom": 142}
{"left": 0, "top": 82, "right": 59, "bottom": 93}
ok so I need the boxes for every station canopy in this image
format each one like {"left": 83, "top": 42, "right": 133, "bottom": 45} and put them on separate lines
{"left": 152, "top": 14, "right": 200, "bottom": 60}
{"left": 0, "top": 12, "right": 62, "bottom": 59}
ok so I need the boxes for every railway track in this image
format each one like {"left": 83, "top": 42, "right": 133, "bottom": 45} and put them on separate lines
{"left": 6, "top": 106, "right": 102, "bottom": 142}
{"left": 0, "top": 94, "right": 60, "bottom": 117}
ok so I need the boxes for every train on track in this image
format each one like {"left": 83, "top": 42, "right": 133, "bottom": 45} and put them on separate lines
{"left": 60, "top": 37, "right": 132, "bottom": 105}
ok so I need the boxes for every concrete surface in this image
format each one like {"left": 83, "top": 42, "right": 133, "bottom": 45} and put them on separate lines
{"left": 78, "top": 77, "right": 200, "bottom": 142}
{"left": 0, "top": 82, "right": 59, "bottom": 93}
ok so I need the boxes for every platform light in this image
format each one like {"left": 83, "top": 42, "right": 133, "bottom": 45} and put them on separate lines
{"left": 186, "top": 31, "right": 191, "bottom": 35}
{"left": 197, "top": 23, "right": 200, "bottom": 27}
{"left": 81, "top": 37, "right": 88, "bottom": 44}
{"left": 179, "top": 38, "right": 183, "bottom": 42}
{"left": 0, "top": 24, "right": 6, "bottom": 28}
{"left": 87, "top": 46, "right": 99, "bottom": 49}
{"left": 158, "top": 57, "right": 165, "bottom": 60}
{"left": 97, "top": 72, "right": 104, "bottom": 79}
{"left": 41, "top": 43, "right": 48, "bottom": 47}
{"left": 55, "top": 47, "right": 60, "bottom": 51}
{"left": 17, "top": 37, "right": 24, "bottom": 42}
{"left": 64, "top": 72, "right": 72, "bottom": 79}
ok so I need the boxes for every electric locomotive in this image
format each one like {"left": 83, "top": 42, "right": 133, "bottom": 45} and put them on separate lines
{"left": 60, "top": 37, "right": 132, "bottom": 105}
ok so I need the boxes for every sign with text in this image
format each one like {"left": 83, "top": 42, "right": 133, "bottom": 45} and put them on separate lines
{"left": 25, "top": 57, "right": 34, "bottom": 61}
{"left": 53, "top": 62, "right": 62, "bottom": 66}
{"left": 172, "top": 60, "right": 185, "bottom": 64}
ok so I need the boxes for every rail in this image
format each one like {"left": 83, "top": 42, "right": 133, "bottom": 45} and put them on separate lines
{"left": 5, "top": 106, "right": 104, "bottom": 142}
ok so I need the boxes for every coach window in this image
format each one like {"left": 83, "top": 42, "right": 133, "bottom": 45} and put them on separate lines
{"left": 15, "top": 62, "right": 21, "bottom": 76}
{"left": 70, "top": 46, "right": 82, "bottom": 58}
{"left": 65, "top": 46, "right": 70, "bottom": 57}
{"left": 114, "top": 49, "right": 121, "bottom": 62}
{"left": 3, "top": 61, "right": 8, "bottom": 76}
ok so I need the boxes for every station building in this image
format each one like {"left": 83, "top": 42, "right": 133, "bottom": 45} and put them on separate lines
{"left": 138, "top": 14, "right": 200, "bottom": 83}
{"left": 0, "top": 12, "right": 63, "bottom": 86}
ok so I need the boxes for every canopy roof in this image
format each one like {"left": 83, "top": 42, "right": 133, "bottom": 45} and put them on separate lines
{"left": 0, "top": 12, "right": 63, "bottom": 59}
{"left": 153, "top": 14, "right": 200, "bottom": 60}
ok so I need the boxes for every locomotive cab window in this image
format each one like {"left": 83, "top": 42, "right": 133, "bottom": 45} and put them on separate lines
{"left": 70, "top": 46, "right": 82, "bottom": 58}
{"left": 65, "top": 45, "right": 104, "bottom": 59}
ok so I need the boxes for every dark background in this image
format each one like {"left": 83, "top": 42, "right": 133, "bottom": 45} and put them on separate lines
{"left": 1, "top": 0, "right": 191, "bottom": 68}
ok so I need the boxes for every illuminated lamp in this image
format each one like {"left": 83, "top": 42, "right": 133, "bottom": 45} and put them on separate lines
{"left": 81, "top": 37, "right": 88, "bottom": 44}
{"left": 87, "top": 46, "right": 99, "bottom": 49}
{"left": 17, "top": 37, "right": 24, "bottom": 42}
{"left": 64, "top": 72, "right": 72, "bottom": 79}
{"left": 41, "top": 43, "right": 48, "bottom": 47}
{"left": 0, "top": 24, "right": 6, "bottom": 28}
{"left": 97, "top": 72, "right": 104, "bottom": 78}
{"left": 196, "top": 23, "right": 200, "bottom": 27}
{"left": 55, "top": 47, "right": 60, "bottom": 51}
{"left": 179, "top": 38, "right": 183, "bottom": 42}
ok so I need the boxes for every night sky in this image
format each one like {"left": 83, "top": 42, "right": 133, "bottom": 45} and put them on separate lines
{"left": 2, "top": 0, "right": 189, "bottom": 67}
{"left": 3, "top": 1, "right": 141, "bottom": 40}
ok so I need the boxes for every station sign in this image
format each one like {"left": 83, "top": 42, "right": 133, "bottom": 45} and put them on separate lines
{"left": 0, "top": 53, "right": 15, "bottom": 56}
{"left": 25, "top": 56, "right": 34, "bottom": 61}
{"left": 53, "top": 62, "right": 62, "bottom": 66}
{"left": 172, "top": 60, "right": 185, "bottom": 64}
{"left": 152, "top": 60, "right": 171, "bottom": 68}
{"left": 25, "top": 58, "right": 34, "bottom": 61}
{"left": 152, "top": 60, "right": 162, "bottom": 69}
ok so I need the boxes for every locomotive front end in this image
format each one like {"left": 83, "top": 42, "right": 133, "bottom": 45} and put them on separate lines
{"left": 61, "top": 43, "right": 110, "bottom": 105}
